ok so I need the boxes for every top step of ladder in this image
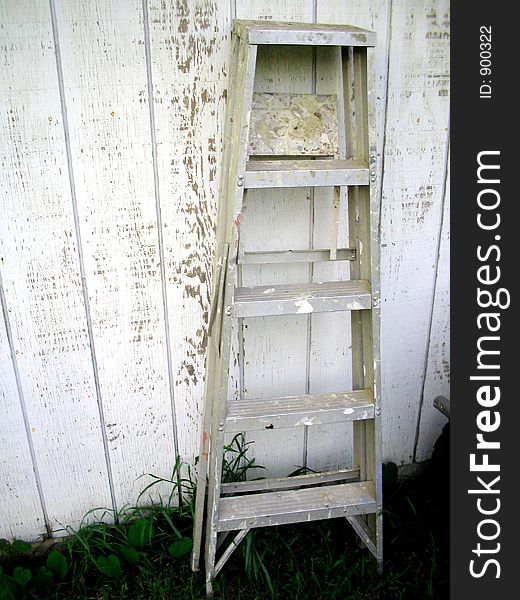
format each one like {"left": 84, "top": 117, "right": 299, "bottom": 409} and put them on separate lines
{"left": 233, "top": 20, "right": 376, "bottom": 47}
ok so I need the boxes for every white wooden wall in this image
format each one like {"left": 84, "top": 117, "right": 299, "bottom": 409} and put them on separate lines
{"left": 0, "top": 0, "right": 450, "bottom": 540}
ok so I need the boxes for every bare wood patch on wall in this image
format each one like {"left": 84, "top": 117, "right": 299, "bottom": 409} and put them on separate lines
{"left": 147, "top": 0, "right": 229, "bottom": 465}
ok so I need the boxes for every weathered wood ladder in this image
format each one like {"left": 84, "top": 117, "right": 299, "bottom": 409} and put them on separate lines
{"left": 191, "top": 20, "right": 382, "bottom": 595}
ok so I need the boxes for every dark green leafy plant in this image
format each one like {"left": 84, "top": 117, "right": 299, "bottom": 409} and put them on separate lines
{"left": 94, "top": 555, "right": 121, "bottom": 578}
{"left": 127, "top": 519, "right": 154, "bottom": 548}
{"left": 168, "top": 537, "right": 192, "bottom": 559}
{"left": 0, "top": 565, "right": 15, "bottom": 600}
{"left": 0, "top": 540, "right": 30, "bottom": 563}
{"left": 61, "top": 456, "right": 195, "bottom": 586}
{"left": 7, "top": 543, "right": 30, "bottom": 557}
{"left": 0, "top": 539, "right": 71, "bottom": 599}
{"left": 11, "top": 568, "right": 31, "bottom": 588}
{"left": 119, "top": 545, "right": 140, "bottom": 564}
{"left": 46, "top": 550, "right": 68, "bottom": 581}
{"left": 33, "top": 566, "right": 53, "bottom": 588}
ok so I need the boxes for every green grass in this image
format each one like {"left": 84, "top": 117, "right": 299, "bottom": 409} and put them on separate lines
{"left": 0, "top": 434, "right": 449, "bottom": 600}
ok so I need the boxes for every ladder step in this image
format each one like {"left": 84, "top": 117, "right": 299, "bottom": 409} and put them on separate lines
{"left": 226, "top": 389, "right": 374, "bottom": 432}
{"left": 232, "top": 280, "right": 371, "bottom": 318}
{"left": 217, "top": 481, "right": 377, "bottom": 531}
{"left": 244, "top": 159, "right": 369, "bottom": 189}
{"left": 221, "top": 468, "right": 360, "bottom": 495}
{"left": 233, "top": 20, "right": 377, "bottom": 47}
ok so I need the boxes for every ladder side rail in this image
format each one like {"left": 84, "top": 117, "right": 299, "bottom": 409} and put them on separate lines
{"left": 344, "top": 43, "right": 383, "bottom": 569}
{"left": 366, "top": 44, "right": 384, "bottom": 569}
{"left": 204, "top": 37, "right": 258, "bottom": 595}
{"left": 342, "top": 46, "right": 368, "bottom": 483}
{"left": 353, "top": 45, "right": 377, "bottom": 485}
{"left": 191, "top": 33, "right": 240, "bottom": 573}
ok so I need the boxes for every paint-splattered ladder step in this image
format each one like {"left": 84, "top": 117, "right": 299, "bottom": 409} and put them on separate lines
{"left": 226, "top": 389, "right": 374, "bottom": 433}
{"left": 233, "top": 20, "right": 377, "bottom": 47}
{"left": 216, "top": 481, "right": 377, "bottom": 531}
{"left": 244, "top": 158, "right": 369, "bottom": 188}
{"left": 231, "top": 280, "right": 372, "bottom": 317}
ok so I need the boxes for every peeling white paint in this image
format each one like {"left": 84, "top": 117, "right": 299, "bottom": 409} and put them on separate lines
{"left": 348, "top": 301, "right": 365, "bottom": 310}
{"left": 297, "top": 416, "right": 316, "bottom": 426}
{"left": 295, "top": 299, "right": 314, "bottom": 314}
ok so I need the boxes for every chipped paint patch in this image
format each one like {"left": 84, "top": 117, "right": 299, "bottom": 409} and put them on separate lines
{"left": 352, "top": 33, "right": 367, "bottom": 43}
{"left": 296, "top": 416, "right": 316, "bottom": 426}
{"left": 348, "top": 301, "right": 366, "bottom": 310}
{"left": 295, "top": 299, "right": 313, "bottom": 314}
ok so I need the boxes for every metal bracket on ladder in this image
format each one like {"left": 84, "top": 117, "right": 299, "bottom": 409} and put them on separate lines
{"left": 191, "top": 20, "right": 383, "bottom": 597}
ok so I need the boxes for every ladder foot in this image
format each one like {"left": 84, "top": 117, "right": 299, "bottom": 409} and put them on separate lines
{"left": 377, "top": 559, "right": 384, "bottom": 575}
{"left": 190, "top": 554, "right": 200, "bottom": 572}
{"left": 205, "top": 528, "right": 218, "bottom": 597}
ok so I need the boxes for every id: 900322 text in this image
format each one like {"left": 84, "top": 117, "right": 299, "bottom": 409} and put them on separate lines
{"left": 480, "top": 26, "right": 492, "bottom": 99}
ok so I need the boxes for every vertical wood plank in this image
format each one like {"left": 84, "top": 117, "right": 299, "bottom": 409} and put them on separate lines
{"left": 235, "top": 0, "right": 314, "bottom": 477}
{"left": 54, "top": 0, "right": 176, "bottom": 506}
{"left": 146, "top": 0, "right": 230, "bottom": 466}
{"left": 0, "top": 0, "right": 113, "bottom": 531}
{"left": 0, "top": 297, "right": 45, "bottom": 539}
{"left": 415, "top": 156, "right": 449, "bottom": 461}
{"left": 379, "top": 0, "right": 450, "bottom": 463}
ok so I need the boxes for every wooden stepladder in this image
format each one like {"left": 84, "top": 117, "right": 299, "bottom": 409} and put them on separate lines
{"left": 191, "top": 20, "right": 383, "bottom": 596}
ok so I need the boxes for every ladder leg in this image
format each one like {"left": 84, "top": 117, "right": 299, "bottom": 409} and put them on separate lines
{"left": 369, "top": 412, "right": 384, "bottom": 571}
{"left": 205, "top": 528, "right": 218, "bottom": 597}
{"left": 191, "top": 31, "right": 241, "bottom": 573}
{"left": 366, "top": 42, "right": 384, "bottom": 573}
{"left": 204, "top": 304, "right": 233, "bottom": 595}
{"left": 191, "top": 294, "right": 224, "bottom": 571}
{"left": 203, "top": 38, "right": 258, "bottom": 596}
{"left": 203, "top": 370, "right": 222, "bottom": 595}
{"left": 343, "top": 45, "right": 369, "bottom": 491}
{"left": 338, "top": 48, "right": 380, "bottom": 560}
{"left": 191, "top": 254, "right": 228, "bottom": 571}
{"left": 376, "top": 515, "right": 383, "bottom": 573}
{"left": 190, "top": 367, "right": 212, "bottom": 571}
{"left": 343, "top": 43, "right": 383, "bottom": 570}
